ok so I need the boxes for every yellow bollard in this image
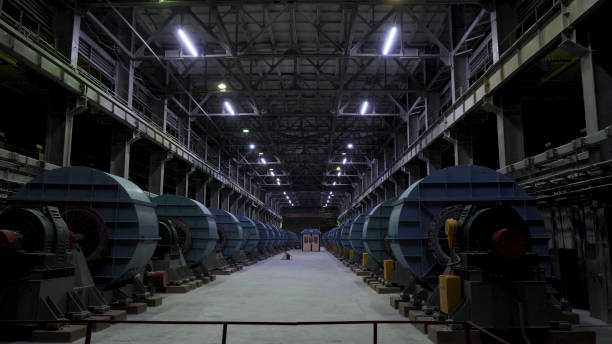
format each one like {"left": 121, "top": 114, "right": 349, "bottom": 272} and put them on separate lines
{"left": 383, "top": 259, "right": 394, "bottom": 281}
{"left": 349, "top": 250, "right": 354, "bottom": 260}
{"left": 362, "top": 253, "right": 369, "bottom": 267}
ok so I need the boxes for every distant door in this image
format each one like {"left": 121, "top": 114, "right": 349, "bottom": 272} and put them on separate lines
{"left": 303, "top": 234, "right": 312, "bottom": 251}
{"left": 312, "top": 234, "right": 320, "bottom": 251}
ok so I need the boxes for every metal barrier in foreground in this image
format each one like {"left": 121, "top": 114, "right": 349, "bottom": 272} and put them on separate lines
{"left": 0, "top": 319, "right": 510, "bottom": 344}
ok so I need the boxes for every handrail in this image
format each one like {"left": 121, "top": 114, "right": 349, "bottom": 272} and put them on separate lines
{"left": 0, "top": 319, "right": 510, "bottom": 344}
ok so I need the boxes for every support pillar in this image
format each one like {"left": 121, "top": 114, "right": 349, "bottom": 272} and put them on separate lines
{"left": 149, "top": 152, "right": 172, "bottom": 195}
{"left": 418, "top": 149, "right": 441, "bottom": 175}
{"left": 495, "top": 99, "right": 525, "bottom": 168}
{"left": 443, "top": 131, "right": 474, "bottom": 166}
{"left": 425, "top": 92, "right": 440, "bottom": 128}
{"left": 489, "top": 0, "right": 518, "bottom": 63}
{"left": 45, "top": 104, "right": 76, "bottom": 167}
{"left": 220, "top": 189, "right": 233, "bottom": 211}
{"left": 176, "top": 167, "right": 195, "bottom": 197}
{"left": 209, "top": 182, "right": 222, "bottom": 209}
{"left": 110, "top": 131, "right": 140, "bottom": 178}
{"left": 194, "top": 176, "right": 212, "bottom": 205}
{"left": 579, "top": 35, "right": 612, "bottom": 161}
{"left": 54, "top": 8, "right": 81, "bottom": 67}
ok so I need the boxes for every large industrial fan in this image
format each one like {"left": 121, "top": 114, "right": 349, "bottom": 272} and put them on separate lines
{"left": 8, "top": 166, "right": 160, "bottom": 305}
{"left": 361, "top": 198, "right": 396, "bottom": 276}
{"left": 265, "top": 224, "right": 279, "bottom": 253}
{"left": 348, "top": 213, "right": 368, "bottom": 264}
{"left": 235, "top": 215, "right": 260, "bottom": 259}
{"left": 208, "top": 208, "right": 245, "bottom": 266}
{"left": 152, "top": 194, "right": 218, "bottom": 277}
{"left": 149, "top": 218, "right": 194, "bottom": 288}
{"left": 339, "top": 218, "right": 355, "bottom": 258}
{"left": 377, "top": 165, "right": 570, "bottom": 339}
{"left": 0, "top": 205, "right": 109, "bottom": 338}
{"left": 253, "top": 220, "right": 272, "bottom": 256}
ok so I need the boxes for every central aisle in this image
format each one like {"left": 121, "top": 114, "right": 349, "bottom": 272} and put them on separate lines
{"left": 89, "top": 250, "right": 429, "bottom": 344}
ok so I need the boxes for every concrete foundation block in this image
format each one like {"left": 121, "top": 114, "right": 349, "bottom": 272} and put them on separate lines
{"left": 398, "top": 302, "right": 420, "bottom": 317}
{"left": 213, "top": 269, "right": 232, "bottom": 275}
{"left": 390, "top": 295, "right": 401, "bottom": 309}
{"left": 408, "top": 310, "right": 435, "bottom": 333}
{"left": 107, "top": 310, "right": 127, "bottom": 321}
{"left": 375, "top": 285, "right": 401, "bottom": 294}
{"left": 87, "top": 315, "right": 112, "bottom": 332}
{"left": 427, "top": 324, "right": 481, "bottom": 344}
{"left": 31, "top": 325, "right": 86, "bottom": 342}
{"left": 165, "top": 284, "right": 191, "bottom": 293}
{"left": 355, "top": 270, "right": 371, "bottom": 277}
{"left": 145, "top": 295, "right": 163, "bottom": 306}
{"left": 126, "top": 302, "right": 147, "bottom": 314}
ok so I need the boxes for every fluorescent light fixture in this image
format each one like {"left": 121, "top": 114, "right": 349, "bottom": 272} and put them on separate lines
{"left": 333, "top": 181, "right": 337, "bottom": 186}
{"left": 286, "top": 195, "right": 289, "bottom": 199}
{"left": 336, "top": 166, "right": 341, "bottom": 171}
{"left": 260, "top": 157, "right": 267, "bottom": 164}
{"left": 342, "top": 157, "right": 347, "bottom": 164}
{"left": 258, "top": 152, "right": 264, "bottom": 156}
{"left": 283, "top": 191, "right": 287, "bottom": 195}
{"left": 224, "top": 101, "right": 236, "bottom": 115}
{"left": 360, "top": 100, "right": 369, "bottom": 115}
{"left": 382, "top": 26, "right": 398, "bottom": 56}
{"left": 270, "top": 171, "right": 275, "bottom": 176}
{"left": 329, "top": 191, "right": 333, "bottom": 195}
{"left": 277, "top": 180, "right": 281, "bottom": 185}
{"left": 341, "top": 152, "right": 346, "bottom": 156}
{"left": 217, "top": 82, "right": 227, "bottom": 90}
{"left": 249, "top": 144, "right": 255, "bottom": 150}
{"left": 177, "top": 28, "right": 198, "bottom": 56}
{"left": 242, "top": 128, "right": 250, "bottom": 134}
{"left": 347, "top": 143, "right": 354, "bottom": 149}
{"left": 337, "top": 171, "right": 341, "bottom": 177}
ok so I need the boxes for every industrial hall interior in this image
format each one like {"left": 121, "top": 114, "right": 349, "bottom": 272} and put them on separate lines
{"left": 0, "top": 0, "right": 611, "bottom": 343}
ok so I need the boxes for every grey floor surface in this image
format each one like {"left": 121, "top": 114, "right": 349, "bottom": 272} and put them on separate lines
{"left": 16, "top": 249, "right": 430, "bottom": 344}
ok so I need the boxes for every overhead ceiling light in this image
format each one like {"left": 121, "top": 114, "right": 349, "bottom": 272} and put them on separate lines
{"left": 277, "top": 180, "right": 281, "bottom": 185}
{"left": 286, "top": 195, "right": 290, "bottom": 199}
{"left": 337, "top": 171, "right": 341, "bottom": 177}
{"left": 258, "top": 152, "right": 264, "bottom": 156}
{"left": 347, "top": 143, "right": 354, "bottom": 149}
{"left": 341, "top": 152, "right": 346, "bottom": 156}
{"left": 242, "top": 128, "right": 250, "bottom": 134}
{"left": 218, "top": 82, "right": 227, "bottom": 91}
{"left": 360, "top": 100, "right": 369, "bottom": 115}
{"left": 260, "top": 157, "right": 267, "bottom": 164}
{"left": 342, "top": 157, "right": 347, "bottom": 164}
{"left": 177, "top": 28, "right": 198, "bottom": 56}
{"left": 270, "top": 171, "right": 275, "bottom": 176}
{"left": 249, "top": 143, "right": 256, "bottom": 150}
{"left": 336, "top": 166, "right": 341, "bottom": 171}
{"left": 329, "top": 191, "right": 333, "bottom": 195}
{"left": 283, "top": 191, "right": 287, "bottom": 195}
{"left": 382, "top": 26, "right": 398, "bottom": 56}
{"left": 224, "top": 101, "right": 236, "bottom": 115}
{"left": 333, "top": 181, "right": 337, "bottom": 186}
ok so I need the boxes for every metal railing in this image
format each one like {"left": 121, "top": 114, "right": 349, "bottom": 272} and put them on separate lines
{"left": 0, "top": 319, "right": 510, "bottom": 344}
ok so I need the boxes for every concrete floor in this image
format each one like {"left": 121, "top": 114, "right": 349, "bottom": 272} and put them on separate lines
{"left": 41, "top": 249, "right": 429, "bottom": 344}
